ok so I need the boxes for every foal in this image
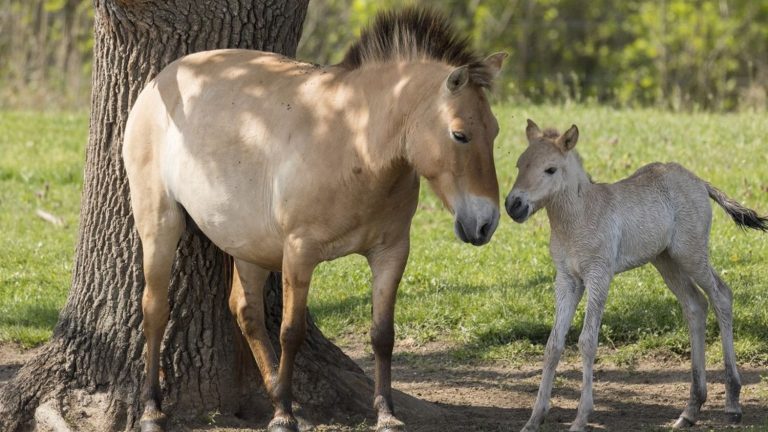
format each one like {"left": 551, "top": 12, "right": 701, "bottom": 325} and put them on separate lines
{"left": 505, "top": 119, "right": 767, "bottom": 432}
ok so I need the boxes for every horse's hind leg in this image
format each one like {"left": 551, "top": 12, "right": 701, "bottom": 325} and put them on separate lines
{"left": 133, "top": 197, "right": 185, "bottom": 432}
{"left": 652, "top": 254, "right": 708, "bottom": 427}
{"left": 228, "top": 261, "right": 282, "bottom": 420}
{"left": 710, "top": 270, "right": 742, "bottom": 422}
{"left": 685, "top": 261, "right": 742, "bottom": 423}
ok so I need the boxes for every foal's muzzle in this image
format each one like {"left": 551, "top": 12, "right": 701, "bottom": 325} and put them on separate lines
{"left": 454, "top": 196, "right": 499, "bottom": 246}
{"left": 505, "top": 192, "right": 531, "bottom": 223}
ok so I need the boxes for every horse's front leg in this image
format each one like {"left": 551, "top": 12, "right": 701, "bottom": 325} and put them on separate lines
{"left": 268, "top": 245, "right": 317, "bottom": 432}
{"left": 570, "top": 272, "right": 612, "bottom": 432}
{"left": 367, "top": 239, "right": 410, "bottom": 432}
{"left": 523, "top": 271, "right": 584, "bottom": 432}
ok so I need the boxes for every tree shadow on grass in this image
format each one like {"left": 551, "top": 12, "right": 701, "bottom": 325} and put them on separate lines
{"left": 0, "top": 303, "right": 60, "bottom": 332}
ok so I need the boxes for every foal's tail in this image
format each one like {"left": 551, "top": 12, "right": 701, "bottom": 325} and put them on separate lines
{"left": 706, "top": 182, "right": 768, "bottom": 231}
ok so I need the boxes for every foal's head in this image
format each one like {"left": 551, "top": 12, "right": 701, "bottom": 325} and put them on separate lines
{"left": 505, "top": 119, "right": 581, "bottom": 223}
{"left": 407, "top": 55, "right": 506, "bottom": 245}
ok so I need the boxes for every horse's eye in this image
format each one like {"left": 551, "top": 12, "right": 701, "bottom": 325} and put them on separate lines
{"left": 545, "top": 167, "right": 557, "bottom": 175}
{"left": 451, "top": 131, "right": 470, "bottom": 144}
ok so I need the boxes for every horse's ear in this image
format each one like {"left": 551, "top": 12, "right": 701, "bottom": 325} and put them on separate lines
{"left": 556, "top": 124, "right": 579, "bottom": 152}
{"left": 483, "top": 52, "right": 508, "bottom": 78}
{"left": 526, "top": 119, "right": 542, "bottom": 143}
{"left": 446, "top": 65, "right": 469, "bottom": 93}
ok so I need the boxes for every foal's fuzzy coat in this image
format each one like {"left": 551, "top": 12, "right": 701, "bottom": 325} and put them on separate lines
{"left": 505, "top": 119, "right": 767, "bottom": 432}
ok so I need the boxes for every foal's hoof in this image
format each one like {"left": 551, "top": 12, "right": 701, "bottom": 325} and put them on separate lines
{"left": 268, "top": 416, "right": 299, "bottom": 432}
{"left": 672, "top": 416, "right": 695, "bottom": 428}
{"left": 376, "top": 414, "right": 406, "bottom": 432}
{"left": 725, "top": 411, "right": 743, "bottom": 424}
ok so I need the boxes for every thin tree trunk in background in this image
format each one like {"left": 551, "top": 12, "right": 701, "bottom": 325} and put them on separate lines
{"left": 0, "top": 1, "right": 435, "bottom": 430}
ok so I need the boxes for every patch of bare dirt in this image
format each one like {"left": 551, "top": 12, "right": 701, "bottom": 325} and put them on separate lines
{"left": 3, "top": 342, "right": 767, "bottom": 431}
{"left": 0, "top": 344, "right": 35, "bottom": 393}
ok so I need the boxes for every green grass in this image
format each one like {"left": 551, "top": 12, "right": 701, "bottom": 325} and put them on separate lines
{"left": 1, "top": 106, "right": 767, "bottom": 366}
{"left": 0, "top": 112, "right": 86, "bottom": 347}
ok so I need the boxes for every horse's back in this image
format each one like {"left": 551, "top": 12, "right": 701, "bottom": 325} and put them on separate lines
{"left": 123, "top": 49, "right": 329, "bottom": 267}
{"left": 602, "top": 162, "right": 709, "bottom": 271}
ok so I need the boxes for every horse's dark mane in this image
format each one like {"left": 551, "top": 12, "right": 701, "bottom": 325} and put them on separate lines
{"left": 339, "top": 7, "right": 493, "bottom": 88}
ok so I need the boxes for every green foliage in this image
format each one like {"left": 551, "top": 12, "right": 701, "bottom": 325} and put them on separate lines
{"left": 2, "top": 1, "right": 766, "bottom": 110}
{"left": 297, "top": 0, "right": 768, "bottom": 111}
{"left": 1, "top": 106, "right": 767, "bottom": 369}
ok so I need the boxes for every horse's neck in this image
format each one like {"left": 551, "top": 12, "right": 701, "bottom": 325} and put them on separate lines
{"left": 546, "top": 169, "right": 594, "bottom": 238}
{"left": 339, "top": 63, "right": 440, "bottom": 176}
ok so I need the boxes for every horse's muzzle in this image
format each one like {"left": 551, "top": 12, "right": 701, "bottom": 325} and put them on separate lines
{"left": 505, "top": 193, "right": 531, "bottom": 223}
{"left": 454, "top": 196, "right": 499, "bottom": 246}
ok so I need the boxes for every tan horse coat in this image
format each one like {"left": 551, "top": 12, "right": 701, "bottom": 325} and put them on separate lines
{"left": 124, "top": 8, "right": 505, "bottom": 432}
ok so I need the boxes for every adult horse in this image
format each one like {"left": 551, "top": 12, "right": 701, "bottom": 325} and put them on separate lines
{"left": 123, "top": 8, "right": 506, "bottom": 432}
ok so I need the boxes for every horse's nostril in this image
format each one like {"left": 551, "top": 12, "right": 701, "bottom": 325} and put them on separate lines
{"left": 507, "top": 197, "right": 522, "bottom": 213}
{"left": 479, "top": 221, "right": 492, "bottom": 238}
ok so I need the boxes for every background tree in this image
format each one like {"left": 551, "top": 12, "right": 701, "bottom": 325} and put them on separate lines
{"left": 0, "top": 1, "right": 435, "bottom": 430}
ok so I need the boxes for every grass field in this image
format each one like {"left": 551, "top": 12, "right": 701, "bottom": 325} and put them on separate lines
{"left": 1, "top": 106, "right": 767, "bottom": 369}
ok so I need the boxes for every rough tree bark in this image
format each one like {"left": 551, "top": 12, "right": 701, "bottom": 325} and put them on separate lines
{"left": 0, "top": 1, "right": 436, "bottom": 430}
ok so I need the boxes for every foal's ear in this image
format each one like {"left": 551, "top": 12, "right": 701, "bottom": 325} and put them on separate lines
{"left": 526, "top": 119, "right": 542, "bottom": 142}
{"left": 446, "top": 65, "right": 470, "bottom": 93}
{"left": 483, "top": 52, "right": 508, "bottom": 79}
{"left": 555, "top": 124, "right": 579, "bottom": 152}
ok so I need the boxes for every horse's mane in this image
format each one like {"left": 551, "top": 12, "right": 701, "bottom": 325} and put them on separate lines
{"left": 339, "top": 7, "right": 493, "bottom": 88}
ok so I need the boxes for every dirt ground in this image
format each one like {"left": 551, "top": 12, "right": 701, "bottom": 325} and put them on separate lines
{"left": 2, "top": 342, "right": 767, "bottom": 432}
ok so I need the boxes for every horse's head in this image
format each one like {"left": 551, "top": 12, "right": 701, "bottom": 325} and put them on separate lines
{"left": 407, "top": 53, "right": 506, "bottom": 246}
{"left": 505, "top": 119, "right": 581, "bottom": 223}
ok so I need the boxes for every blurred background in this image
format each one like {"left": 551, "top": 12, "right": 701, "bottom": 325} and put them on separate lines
{"left": 1, "top": 0, "right": 766, "bottom": 111}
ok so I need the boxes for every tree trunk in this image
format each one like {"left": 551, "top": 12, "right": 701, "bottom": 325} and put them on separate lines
{"left": 0, "top": 2, "right": 436, "bottom": 430}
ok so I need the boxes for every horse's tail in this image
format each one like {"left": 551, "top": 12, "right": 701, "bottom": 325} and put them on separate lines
{"left": 705, "top": 182, "right": 768, "bottom": 231}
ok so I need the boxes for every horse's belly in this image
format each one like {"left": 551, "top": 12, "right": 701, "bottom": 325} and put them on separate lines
{"left": 615, "top": 231, "right": 671, "bottom": 274}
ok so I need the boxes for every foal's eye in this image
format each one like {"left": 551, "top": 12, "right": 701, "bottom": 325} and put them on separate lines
{"left": 545, "top": 167, "right": 557, "bottom": 175}
{"left": 451, "top": 131, "right": 470, "bottom": 144}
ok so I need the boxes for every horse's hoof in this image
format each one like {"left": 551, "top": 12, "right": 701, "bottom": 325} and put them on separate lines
{"left": 139, "top": 419, "right": 165, "bottom": 432}
{"left": 268, "top": 416, "right": 299, "bottom": 432}
{"left": 672, "top": 416, "right": 695, "bottom": 428}
{"left": 725, "top": 411, "right": 742, "bottom": 424}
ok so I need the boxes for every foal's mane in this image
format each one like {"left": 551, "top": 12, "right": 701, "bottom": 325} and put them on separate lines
{"left": 339, "top": 7, "right": 494, "bottom": 88}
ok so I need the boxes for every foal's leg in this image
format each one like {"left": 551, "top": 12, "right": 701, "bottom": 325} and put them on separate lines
{"left": 135, "top": 204, "right": 185, "bottom": 432}
{"left": 522, "top": 272, "right": 584, "bottom": 432}
{"left": 652, "top": 255, "right": 708, "bottom": 427}
{"left": 366, "top": 240, "right": 410, "bottom": 432}
{"left": 229, "top": 261, "right": 281, "bottom": 410}
{"left": 686, "top": 261, "right": 742, "bottom": 423}
{"left": 571, "top": 273, "right": 611, "bottom": 432}
{"left": 267, "top": 245, "right": 317, "bottom": 432}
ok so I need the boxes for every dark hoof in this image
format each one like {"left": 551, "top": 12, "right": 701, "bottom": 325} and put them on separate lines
{"left": 725, "top": 412, "right": 743, "bottom": 424}
{"left": 672, "top": 416, "right": 695, "bottom": 428}
{"left": 268, "top": 416, "right": 299, "bottom": 432}
{"left": 139, "top": 419, "right": 165, "bottom": 432}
